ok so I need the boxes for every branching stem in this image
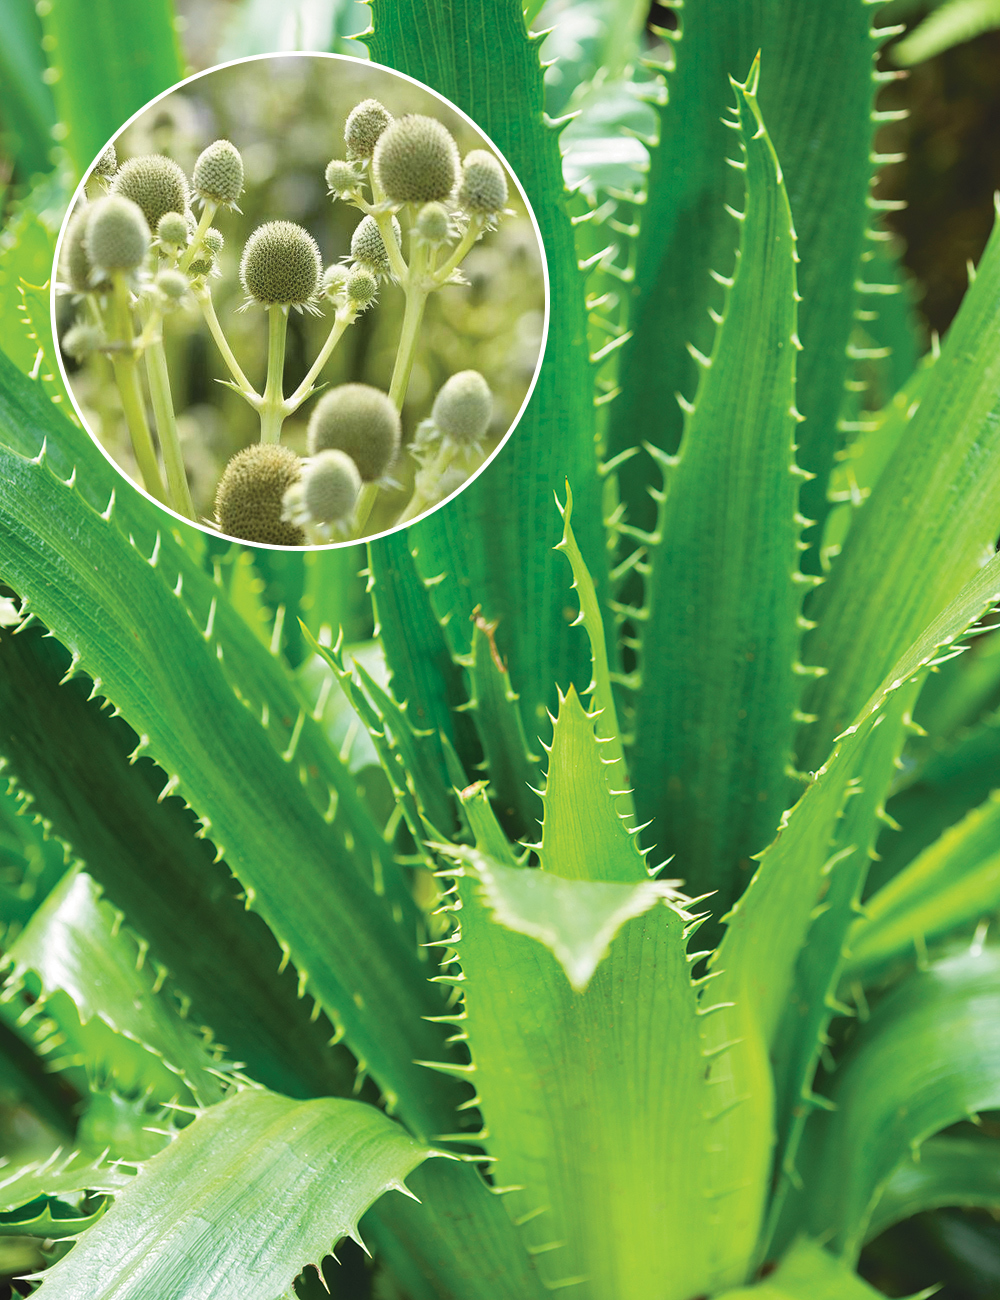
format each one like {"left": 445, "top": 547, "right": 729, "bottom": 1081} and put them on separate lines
{"left": 108, "top": 273, "right": 167, "bottom": 503}
{"left": 259, "top": 305, "right": 289, "bottom": 444}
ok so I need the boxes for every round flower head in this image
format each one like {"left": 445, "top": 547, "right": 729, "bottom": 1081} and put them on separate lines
{"left": 431, "top": 370, "right": 492, "bottom": 445}
{"left": 202, "top": 227, "right": 225, "bottom": 256}
{"left": 307, "top": 383, "right": 401, "bottom": 483}
{"left": 111, "top": 154, "right": 189, "bottom": 232}
{"left": 350, "top": 215, "right": 401, "bottom": 274}
{"left": 155, "top": 268, "right": 188, "bottom": 303}
{"left": 325, "top": 159, "right": 360, "bottom": 197}
{"left": 458, "top": 150, "right": 508, "bottom": 215}
{"left": 192, "top": 139, "right": 244, "bottom": 207}
{"left": 346, "top": 267, "right": 378, "bottom": 307}
{"left": 62, "top": 321, "right": 103, "bottom": 361}
{"left": 344, "top": 99, "right": 392, "bottom": 160}
{"left": 215, "top": 444, "right": 306, "bottom": 547}
{"left": 283, "top": 450, "right": 362, "bottom": 536}
{"left": 240, "top": 221, "right": 322, "bottom": 308}
{"left": 93, "top": 142, "right": 118, "bottom": 178}
{"left": 373, "top": 115, "right": 460, "bottom": 204}
{"left": 414, "top": 201, "right": 451, "bottom": 247}
{"left": 322, "top": 264, "right": 350, "bottom": 302}
{"left": 156, "top": 211, "right": 189, "bottom": 248}
{"left": 63, "top": 206, "right": 97, "bottom": 293}
{"left": 84, "top": 195, "right": 150, "bottom": 275}
{"left": 188, "top": 254, "right": 216, "bottom": 278}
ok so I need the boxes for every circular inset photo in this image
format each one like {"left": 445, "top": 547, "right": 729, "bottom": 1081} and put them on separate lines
{"left": 53, "top": 54, "right": 548, "bottom": 547}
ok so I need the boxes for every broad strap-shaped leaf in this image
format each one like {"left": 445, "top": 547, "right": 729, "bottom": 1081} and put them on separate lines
{"left": 3, "top": 867, "right": 225, "bottom": 1107}
{"left": 0, "top": 1150, "right": 132, "bottom": 1215}
{"left": 803, "top": 946, "right": 1000, "bottom": 1258}
{"left": 36, "top": 0, "right": 183, "bottom": 177}
{"left": 442, "top": 838, "right": 712, "bottom": 1300}
{"left": 848, "top": 788, "right": 1000, "bottom": 977}
{"left": 366, "top": 0, "right": 607, "bottom": 747}
{"left": 713, "top": 1236, "right": 895, "bottom": 1300}
{"left": 609, "top": 0, "right": 898, "bottom": 555}
{"left": 0, "top": 0, "right": 56, "bottom": 181}
{"left": 34, "top": 1089, "right": 439, "bottom": 1300}
{"left": 632, "top": 61, "right": 806, "bottom": 915}
{"left": 865, "top": 1134, "right": 1000, "bottom": 1242}
{"left": 801, "top": 200, "right": 1000, "bottom": 769}
{"left": 539, "top": 685, "right": 647, "bottom": 883}
{"left": 0, "top": 352, "right": 460, "bottom": 1141}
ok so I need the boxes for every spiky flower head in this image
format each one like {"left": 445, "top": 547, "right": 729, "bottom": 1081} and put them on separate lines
{"left": 239, "top": 220, "right": 322, "bottom": 308}
{"left": 62, "top": 321, "right": 103, "bottom": 361}
{"left": 203, "top": 227, "right": 225, "bottom": 256}
{"left": 188, "top": 254, "right": 216, "bottom": 278}
{"left": 346, "top": 267, "right": 378, "bottom": 308}
{"left": 155, "top": 268, "right": 189, "bottom": 303}
{"left": 63, "top": 206, "right": 97, "bottom": 294}
{"left": 325, "top": 159, "right": 361, "bottom": 197}
{"left": 431, "top": 370, "right": 492, "bottom": 445}
{"left": 215, "top": 444, "right": 305, "bottom": 547}
{"left": 373, "top": 115, "right": 460, "bottom": 205}
{"left": 344, "top": 99, "right": 392, "bottom": 160}
{"left": 350, "top": 215, "right": 401, "bottom": 274}
{"left": 283, "top": 450, "right": 362, "bottom": 536}
{"left": 322, "top": 264, "right": 350, "bottom": 302}
{"left": 111, "top": 154, "right": 189, "bottom": 232}
{"left": 458, "top": 150, "right": 508, "bottom": 215}
{"left": 307, "top": 383, "right": 401, "bottom": 483}
{"left": 157, "top": 211, "right": 189, "bottom": 248}
{"left": 414, "top": 201, "right": 451, "bottom": 247}
{"left": 93, "top": 142, "right": 118, "bottom": 178}
{"left": 84, "top": 195, "right": 150, "bottom": 275}
{"left": 192, "top": 139, "right": 244, "bottom": 207}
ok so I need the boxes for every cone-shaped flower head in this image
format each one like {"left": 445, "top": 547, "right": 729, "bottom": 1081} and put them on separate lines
{"left": 156, "top": 211, "right": 189, "bottom": 248}
{"left": 203, "top": 227, "right": 225, "bottom": 256}
{"left": 240, "top": 220, "right": 322, "bottom": 307}
{"left": 346, "top": 267, "right": 378, "bottom": 307}
{"left": 431, "top": 370, "right": 492, "bottom": 445}
{"left": 344, "top": 99, "right": 392, "bottom": 160}
{"left": 300, "top": 450, "right": 362, "bottom": 525}
{"left": 111, "top": 154, "right": 189, "bottom": 232}
{"left": 307, "top": 383, "right": 400, "bottom": 482}
{"left": 192, "top": 139, "right": 244, "bottom": 207}
{"left": 63, "top": 206, "right": 97, "bottom": 293}
{"left": 325, "top": 159, "right": 360, "bottom": 197}
{"left": 350, "top": 215, "right": 401, "bottom": 273}
{"left": 373, "top": 115, "right": 460, "bottom": 204}
{"left": 215, "top": 444, "right": 305, "bottom": 547}
{"left": 93, "top": 142, "right": 118, "bottom": 178}
{"left": 414, "top": 201, "right": 451, "bottom": 246}
{"left": 84, "top": 195, "right": 150, "bottom": 274}
{"left": 458, "top": 150, "right": 508, "bottom": 215}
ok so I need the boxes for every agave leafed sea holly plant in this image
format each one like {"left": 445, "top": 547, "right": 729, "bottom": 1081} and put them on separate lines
{"left": 0, "top": 0, "right": 999, "bottom": 1296}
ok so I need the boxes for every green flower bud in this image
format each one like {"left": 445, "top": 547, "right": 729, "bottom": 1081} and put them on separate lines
{"left": 62, "top": 321, "right": 104, "bottom": 360}
{"left": 240, "top": 220, "right": 322, "bottom": 307}
{"left": 93, "top": 142, "right": 118, "bottom": 178}
{"left": 85, "top": 195, "right": 150, "bottom": 274}
{"left": 188, "top": 257, "right": 215, "bottom": 278}
{"left": 63, "top": 206, "right": 97, "bottom": 294}
{"left": 155, "top": 268, "right": 189, "bottom": 302}
{"left": 325, "top": 159, "right": 360, "bottom": 196}
{"left": 299, "top": 450, "right": 362, "bottom": 525}
{"left": 346, "top": 267, "right": 378, "bottom": 307}
{"left": 322, "top": 264, "right": 350, "bottom": 301}
{"left": 157, "top": 211, "right": 189, "bottom": 247}
{"left": 202, "top": 227, "right": 225, "bottom": 256}
{"left": 345, "top": 99, "right": 392, "bottom": 160}
{"left": 111, "top": 154, "right": 190, "bottom": 233}
{"left": 431, "top": 370, "right": 492, "bottom": 445}
{"left": 307, "top": 383, "right": 400, "bottom": 482}
{"left": 373, "top": 115, "right": 460, "bottom": 204}
{"left": 414, "top": 201, "right": 451, "bottom": 246}
{"left": 192, "top": 139, "right": 244, "bottom": 206}
{"left": 458, "top": 150, "right": 508, "bottom": 215}
{"left": 215, "top": 444, "right": 306, "bottom": 547}
{"left": 350, "top": 214, "right": 401, "bottom": 272}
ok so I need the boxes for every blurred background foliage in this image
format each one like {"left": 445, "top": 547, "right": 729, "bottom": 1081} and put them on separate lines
{"left": 58, "top": 55, "right": 545, "bottom": 527}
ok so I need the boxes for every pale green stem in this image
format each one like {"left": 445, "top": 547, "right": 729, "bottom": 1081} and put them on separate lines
{"left": 178, "top": 200, "right": 218, "bottom": 273}
{"left": 142, "top": 309, "right": 196, "bottom": 520}
{"left": 284, "top": 310, "right": 354, "bottom": 413}
{"left": 195, "top": 286, "right": 259, "bottom": 401}
{"left": 371, "top": 208, "right": 411, "bottom": 285}
{"left": 395, "top": 444, "right": 485, "bottom": 526}
{"left": 108, "top": 274, "right": 167, "bottom": 503}
{"left": 433, "top": 214, "right": 486, "bottom": 285}
{"left": 259, "top": 305, "right": 289, "bottom": 444}
{"left": 387, "top": 236, "right": 430, "bottom": 410}
{"left": 351, "top": 482, "right": 381, "bottom": 539}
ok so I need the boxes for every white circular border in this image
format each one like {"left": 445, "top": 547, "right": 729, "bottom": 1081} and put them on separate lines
{"left": 51, "top": 50, "right": 552, "bottom": 551}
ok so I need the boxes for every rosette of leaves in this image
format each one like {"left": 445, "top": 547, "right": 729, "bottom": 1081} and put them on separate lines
{"left": 0, "top": 2, "right": 999, "bottom": 1299}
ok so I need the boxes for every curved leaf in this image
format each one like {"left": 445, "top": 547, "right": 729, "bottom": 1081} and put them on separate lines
{"left": 866, "top": 1134, "right": 1000, "bottom": 1241}
{"left": 715, "top": 1236, "right": 895, "bottom": 1300}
